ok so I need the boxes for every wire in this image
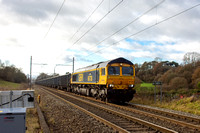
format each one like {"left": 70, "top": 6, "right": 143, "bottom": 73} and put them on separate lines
{"left": 86, "top": 2, "right": 200, "bottom": 57}
{"left": 89, "top": 0, "right": 165, "bottom": 50}
{"left": 70, "top": 0, "right": 105, "bottom": 40}
{"left": 69, "top": 0, "right": 123, "bottom": 49}
{"left": 44, "top": 0, "right": 66, "bottom": 39}
{"left": 0, "top": 94, "right": 34, "bottom": 107}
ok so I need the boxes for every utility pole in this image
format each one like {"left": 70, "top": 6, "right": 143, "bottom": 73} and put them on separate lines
{"left": 73, "top": 57, "right": 74, "bottom": 73}
{"left": 30, "top": 56, "right": 32, "bottom": 89}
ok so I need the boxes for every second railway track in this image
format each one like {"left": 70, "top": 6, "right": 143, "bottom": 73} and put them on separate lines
{"left": 39, "top": 86, "right": 181, "bottom": 133}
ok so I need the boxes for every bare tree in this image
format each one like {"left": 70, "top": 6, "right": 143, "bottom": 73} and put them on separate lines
{"left": 183, "top": 52, "right": 200, "bottom": 65}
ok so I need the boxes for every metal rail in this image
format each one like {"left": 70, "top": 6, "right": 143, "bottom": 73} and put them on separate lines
{"left": 130, "top": 103, "right": 200, "bottom": 123}
{"left": 55, "top": 88, "right": 200, "bottom": 132}
{"left": 41, "top": 88, "right": 130, "bottom": 133}
{"left": 109, "top": 103, "right": 200, "bottom": 131}
{"left": 56, "top": 88, "right": 200, "bottom": 131}
{"left": 41, "top": 87, "right": 177, "bottom": 133}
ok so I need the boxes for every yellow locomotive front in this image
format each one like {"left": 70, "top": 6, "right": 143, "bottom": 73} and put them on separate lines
{"left": 70, "top": 57, "right": 136, "bottom": 103}
{"left": 106, "top": 62, "right": 136, "bottom": 102}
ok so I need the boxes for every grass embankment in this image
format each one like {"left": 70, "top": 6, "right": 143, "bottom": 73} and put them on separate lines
{"left": 0, "top": 80, "right": 42, "bottom": 132}
{"left": 0, "top": 80, "right": 20, "bottom": 89}
{"left": 132, "top": 82, "right": 200, "bottom": 115}
{"left": 155, "top": 97, "right": 200, "bottom": 115}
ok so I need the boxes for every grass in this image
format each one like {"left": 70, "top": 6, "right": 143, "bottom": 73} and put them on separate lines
{"left": 136, "top": 82, "right": 155, "bottom": 93}
{"left": 140, "top": 82, "right": 155, "bottom": 88}
{"left": 132, "top": 95, "right": 200, "bottom": 115}
{"left": 133, "top": 82, "right": 200, "bottom": 116}
{"left": 26, "top": 108, "right": 42, "bottom": 133}
{"left": 0, "top": 79, "right": 20, "bottom": 89}
{"left": 155, "top": 96, "right": 200, "bottom": 115}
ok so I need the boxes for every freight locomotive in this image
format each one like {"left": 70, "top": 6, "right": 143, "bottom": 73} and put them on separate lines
{"left": 36, "top": 57, "right": 136, "bottom": 103}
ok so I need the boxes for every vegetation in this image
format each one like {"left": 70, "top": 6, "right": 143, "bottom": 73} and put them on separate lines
{"left": 0, "top": 79, "right": 20, "bottom": 88}
{"left": 133, "top": 52, "right": 200, "bottom": 115}
{"left": 136, "top": 52, "right": 200, "bottom": 90}
{"left": 36, "top": 73, "right": 59, "bottom": 81}
{"left": 156, "top": 96, "right": 200, "bottom": 115}
{"left": 0, "top": 61, "right": 27, "bottom": 83}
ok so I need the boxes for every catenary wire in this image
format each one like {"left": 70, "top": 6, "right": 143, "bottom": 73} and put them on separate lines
{"left": 85, "top": 2, "right": 200, "bottom": 57}
{"left": 69, "top": 0, "right": 105, "bottom": 40}
{"left": 88, "top": 0, "right": 165, "bottom": 50}
{"left": 55, "top": 0, "right": 123, "bottom": 63}
{"left": 44, "top": 0, "right": 66, "bottom": 39}
{"left": 69, "top": 0, "right": 123, "bottom": 49}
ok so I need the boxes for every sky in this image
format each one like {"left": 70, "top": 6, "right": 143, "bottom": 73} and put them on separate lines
{"left": 0, "top": 0, "right": 200, "bottom": 77}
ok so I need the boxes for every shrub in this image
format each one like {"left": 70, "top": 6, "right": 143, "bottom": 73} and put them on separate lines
{"left": 170, "top": 77, "right": 188, "bottom": 90}
{"left": 195, "top": 78, "right": 200, "bottom": 89}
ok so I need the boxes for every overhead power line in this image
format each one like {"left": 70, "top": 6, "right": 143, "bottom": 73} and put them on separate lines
{"left": 86, "top": 2, "right": 200, "bottom": 57}
{"left": 89, "top": 0, "right": 165, "bottom": 50}
{"left": 44, "top": 0, "right": 66, "bottom": 39}
{"left": 70, "top": 0, "right": 105, "bottom": 40}
{"left": 70, "top": 0, "right": 123, "bottom": 48}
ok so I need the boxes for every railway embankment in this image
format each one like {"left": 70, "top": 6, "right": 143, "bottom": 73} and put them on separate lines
{"left": 132, "top": 83, "right": 200, "bottom": 115}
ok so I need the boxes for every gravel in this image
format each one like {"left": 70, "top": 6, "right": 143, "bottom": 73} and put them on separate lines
{"left": 35, "top": 88, "right": 115, "bottom": 133}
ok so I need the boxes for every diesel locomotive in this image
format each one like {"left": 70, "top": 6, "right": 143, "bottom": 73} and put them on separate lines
{"left": 36, "top": 57, "right": 136, "bottom": 103}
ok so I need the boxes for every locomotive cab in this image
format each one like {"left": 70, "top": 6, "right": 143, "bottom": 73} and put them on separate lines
{"left": 106, "top": 62, "right": 136, "bottom": 103}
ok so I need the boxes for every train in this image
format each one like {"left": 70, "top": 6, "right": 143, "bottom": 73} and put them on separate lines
{"left": 35, "top": 57, "right": 136, "bottom": 103}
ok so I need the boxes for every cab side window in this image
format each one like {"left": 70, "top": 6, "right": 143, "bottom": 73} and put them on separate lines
{"left": 101, "top": 68, "right": 105, "bottom": 76}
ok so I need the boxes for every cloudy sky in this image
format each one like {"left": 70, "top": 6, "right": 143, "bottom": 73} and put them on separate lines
{"left": 0, "top": 0, "right": 200, "bottom": 77}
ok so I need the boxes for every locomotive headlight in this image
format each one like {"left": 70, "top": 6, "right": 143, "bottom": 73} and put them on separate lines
{"left": 129, "top": 84, "right": 134, "bottom": 88}
{"left": 109, "top": 84, "right": 114, "bottom": 88}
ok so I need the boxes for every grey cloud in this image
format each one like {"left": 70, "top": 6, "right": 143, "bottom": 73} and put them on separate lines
{"left": 63, "top": 54, "right": 93, "bottom": 64}
{"left": 2, "top": 0, "right": 58, "bottom": 19}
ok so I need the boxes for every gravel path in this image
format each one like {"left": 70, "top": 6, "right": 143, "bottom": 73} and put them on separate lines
{"left": 35, "top": 88, "right": 115, "bottom": 133}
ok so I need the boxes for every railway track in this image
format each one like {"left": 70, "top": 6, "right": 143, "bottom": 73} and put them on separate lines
{"left": 39, "top": 86, "right": 178, "bottom": 133}
{"left": 49, "top": 87, "right": 200, "bottom": 132}
{"left": 129, "top": 103, "right": 200, "bottom": 128}
{"left": 65, "top": 89, "right": 200, "bottom": 132}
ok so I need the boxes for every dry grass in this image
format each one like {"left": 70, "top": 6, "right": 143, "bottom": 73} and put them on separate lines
{"left": 155, "top": 96, "right": 200, "bottom": 115}
{"left": 0, "top": 80, "right": 28, "bottom": 90}
{"left": 132, "top": 95, "right": 200, "bottom": 116}
{"left": 26, "top": 108, "right": 42, "bottom": 133}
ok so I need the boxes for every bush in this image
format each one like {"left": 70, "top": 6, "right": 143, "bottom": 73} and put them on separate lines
{"left": 192, "top": 67, "right": 200, "bottom": 87}
{"left": 195, "top": 78, "right": 200, "bottom": 89}
{"left": 170, "top": 77, "right": 188, "bottom": 90}
{"left": 135, "top": 77, "right": 142, "bottom": 84}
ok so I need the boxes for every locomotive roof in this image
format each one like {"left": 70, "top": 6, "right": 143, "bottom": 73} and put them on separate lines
{"left": 74, "top": 57, "right": 133, "bottom": 73}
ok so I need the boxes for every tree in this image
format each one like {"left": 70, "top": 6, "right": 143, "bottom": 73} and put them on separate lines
{"left": 195, "top": 78, "right": 200, "bottom": 89}
{"left": 36, "top": 73, "right": 50, "bottom": 81}
{"left": 192, "top": 67, "right": 200, "bottom": 88}
{"left": 183, "top": 52, "right": 200, "bottom": 65}
{"left": 170, "top": 77, "right": 188, "bottom": 90}
{"left": 159, "top": 69, "right": 177, "bottom": 84}
{"left": 0, "top": 63, "right": 27, "bottom": 83}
